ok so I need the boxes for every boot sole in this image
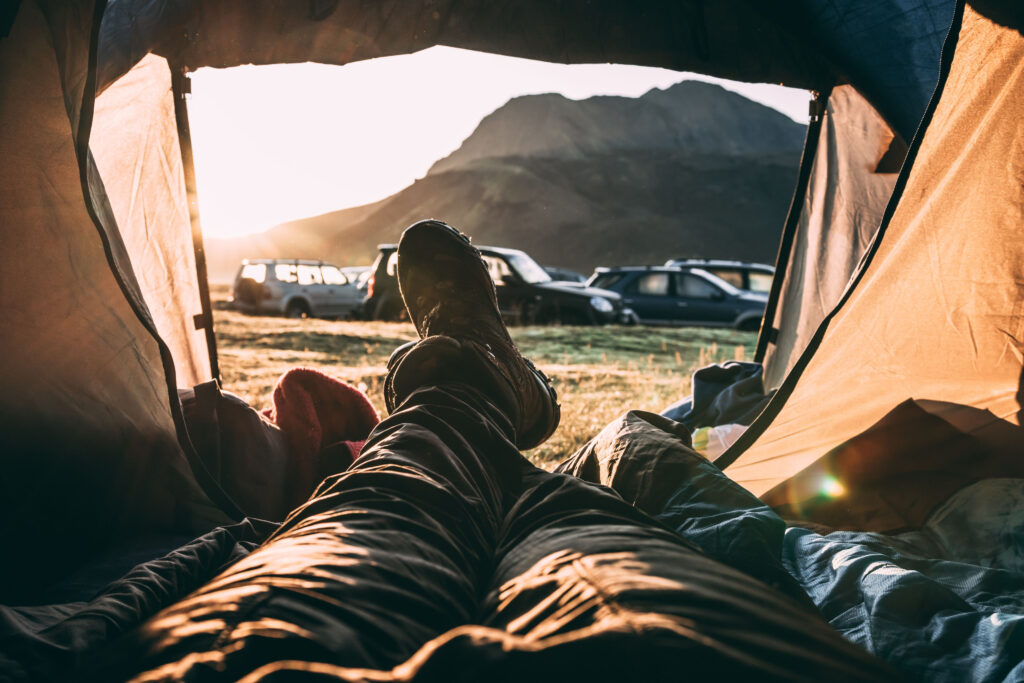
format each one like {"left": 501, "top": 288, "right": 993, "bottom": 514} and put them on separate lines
{"left": 397, "top": 220, "right": 509, "bottom": 344}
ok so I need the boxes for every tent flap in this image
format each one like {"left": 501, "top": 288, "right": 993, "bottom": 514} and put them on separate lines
{"left": 0, "top": 0, "right": 230, "bottom": 599}
{"left": 760, "top": 86, "right": 901, "bottom": 390}
{"left": 723, "top": 2, "right": 1024, "bottom": 500}
{"left": 91, "top": 53, "right": 213, "bottom": 387}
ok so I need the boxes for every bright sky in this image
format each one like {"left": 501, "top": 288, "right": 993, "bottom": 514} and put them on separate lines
{"left": 187, "top": 46, "right": 809, "bottom": 238}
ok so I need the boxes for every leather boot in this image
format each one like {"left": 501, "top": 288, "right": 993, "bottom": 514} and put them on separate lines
{"left": 383, "top": 220, "right": 560, "bottom": 450}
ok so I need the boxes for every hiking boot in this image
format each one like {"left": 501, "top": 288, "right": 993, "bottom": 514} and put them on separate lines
{"left": 383, "top": 220, "right": 560, "bottom": 449}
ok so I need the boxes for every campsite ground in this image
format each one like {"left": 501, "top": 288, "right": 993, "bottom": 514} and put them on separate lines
{"left": 214, "top": 305, "right": 755, "bottom": 466}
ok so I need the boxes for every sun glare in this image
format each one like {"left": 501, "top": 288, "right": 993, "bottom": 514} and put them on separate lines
{"left": 186, "top": 46, "right": 808, "bottom": 239}
{"left": 820, "top": 476, "right": 846, "bottom": 498}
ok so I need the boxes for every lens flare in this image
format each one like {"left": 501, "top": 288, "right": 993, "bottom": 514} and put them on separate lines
{"left": 820, "top": 476, "right": 845, "bottom": 498}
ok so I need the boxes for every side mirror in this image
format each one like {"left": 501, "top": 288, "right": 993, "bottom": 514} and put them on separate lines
{"left": 500, "top": 274, "right": 518, "bottom": 286}
{"left": 710, "top": 290, "right": 726, "bottom": 301}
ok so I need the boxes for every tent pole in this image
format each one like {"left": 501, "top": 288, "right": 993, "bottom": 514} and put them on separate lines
{"left": 753, "top": 87, "right": 831, "bottom": 364}
{"left": 171, "top": 65, "right": 221, "bottom": 382}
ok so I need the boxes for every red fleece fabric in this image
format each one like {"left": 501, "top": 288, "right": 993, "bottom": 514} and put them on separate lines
{"left": 262, "top": 368, "right": 380, "bottom": 494}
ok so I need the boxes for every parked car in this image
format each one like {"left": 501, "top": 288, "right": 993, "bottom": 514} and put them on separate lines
{"left": 663, "top": 258, "right": 775, "bottom": 294}
{"left": 340, "top": 265, "right": 371, "bottom": 285}
{"left": 231, "top": 258, "right": 363, "bottom": 319}
{"left": 543, "top": 266, "right": 587, "bottom": 283}
{"left": 364, "top": 244, "right": 633, "bottom": 325}
{"left": 586, "top": 266, "right": 766, "bottom": 330}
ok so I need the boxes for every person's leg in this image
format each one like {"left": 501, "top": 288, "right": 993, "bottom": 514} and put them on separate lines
{"left": 114, "top": 220, "right": 562, "bottom": 681}
{"left": 112, "top": 382, "right": 524, "bottom": 681}
{"left": 558, "top": 408, "right": 813, "bottom": 603}
{"left": 114, "top": 217, "right": 889, "bottom": 682}
{"left": 474, "top": 466, "right": 897, "bottom": 681}
{"left": 207, "top": 463, "right": 896, "bottom": 683}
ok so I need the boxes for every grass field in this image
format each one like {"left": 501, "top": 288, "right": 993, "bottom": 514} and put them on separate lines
{"left": 215, "top": 308, "right": 755, "bottom": 466}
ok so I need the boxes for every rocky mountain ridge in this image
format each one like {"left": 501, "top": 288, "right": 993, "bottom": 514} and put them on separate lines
{"left": 205, "top": 80, "right": 806, "bottom": 282}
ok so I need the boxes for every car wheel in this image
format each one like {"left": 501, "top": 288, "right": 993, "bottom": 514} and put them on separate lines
{"left": 534, "top": 306, "right": 560, "bottom": 325}
{"left": 234, "top": 278, "right": 264, "bottom": 305}
{"left": 558, "top": 310, "right": 590, "bottom": 326}
{"left": 737, "top": 318, "right": 761, "bottom": 332}
{"left": 375, "top": 296, "right": 408, "bottom": 322}
{"left": 520, "top": 301, "right": 540, "bottom": 326}
{"left": 285, "top": 300, "right": 310, "bottom": 319}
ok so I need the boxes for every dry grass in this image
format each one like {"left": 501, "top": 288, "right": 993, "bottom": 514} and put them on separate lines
{"left": 214, "top": 307, "right": 755, "bottom": 467}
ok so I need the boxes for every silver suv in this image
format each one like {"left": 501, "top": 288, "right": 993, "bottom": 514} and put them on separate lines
{"left": 231, "top": 259, "right": 363, "bottom": 319}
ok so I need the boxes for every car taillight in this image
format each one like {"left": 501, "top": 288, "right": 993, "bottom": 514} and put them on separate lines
{"left": 367, "top": 274, "right": 375, "bottom": 298}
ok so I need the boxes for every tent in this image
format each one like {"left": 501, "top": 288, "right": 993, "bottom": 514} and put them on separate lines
{"left": 2, "top": 0, "right": 1022, "bottom": 676}
{"left": 726, "top": 1, "right": 1024, "bottom": 509}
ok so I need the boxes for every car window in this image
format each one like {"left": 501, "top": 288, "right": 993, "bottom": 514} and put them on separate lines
{"left": 748, "top": 272, "right": 773, "bottom": 293}
{"left": 321, "top": 265, "right": 348, "bottom": 285}
{"left": 482, "top": 255, "right": 513, "bottom": 284}
{"left": 628, "top": 273, "right": 670, "bottom": 296}
{"left": 240, "top": 263, "right": 266, "bottom": 283}
{"left": 676, "top": 273, "right": 721, "bottom": 299}
{"left": 386, "top": 251, "right": 398, "bottom": 276}
{"left": 369, "top": 251, "right": 385, "bottom": 275}
{"left": 504, "top": 252, "right": 551, "bottom": 284}
{"left": 706, "top": 268, "right": 744, "bottom": 289}
{"left": 274, "top": 264, "right": 298, "bottom": 283}
{"left": 588, "top": 273, "right": 626, "bottom": 289}
{"left": 297, "top": 265, "right": 324, "bottom": 285}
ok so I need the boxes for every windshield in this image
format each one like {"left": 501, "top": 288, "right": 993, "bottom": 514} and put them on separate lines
{"left": 505, "top": 251, "right": 551, "bottom": 284}
{"left": 587, "top": 272, "right": 627, "bottom": 290}
{"left": 689, "top": 268, "right": 741, "bottom": 296}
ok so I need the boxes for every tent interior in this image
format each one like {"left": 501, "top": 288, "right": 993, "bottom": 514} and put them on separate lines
{"left": 2, "top": 0, "right": 1024, "bottom": 679}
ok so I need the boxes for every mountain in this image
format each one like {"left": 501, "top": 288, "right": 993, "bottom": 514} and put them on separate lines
{"left": 429, "top": 82, "right": 804, "bottom": 172}
{"left": 205, "top": 81, "right": 805, "bottom": 282}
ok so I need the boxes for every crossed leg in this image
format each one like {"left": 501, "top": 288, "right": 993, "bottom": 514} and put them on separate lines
{"left": 120, "top": 384, "right": 518, "bottom": 680}
{"left": 119, "top": 383, "right": 892, "bottom": 682}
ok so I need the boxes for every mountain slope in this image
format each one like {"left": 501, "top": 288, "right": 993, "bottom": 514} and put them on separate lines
{"left": 206, "top": 81, "right": 805, "bottom": 281}
{"left": 430, "top": 81, "right": 805, "bottom": 173}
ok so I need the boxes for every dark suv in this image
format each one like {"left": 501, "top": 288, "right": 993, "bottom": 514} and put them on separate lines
{"left": 586, "top": 266, "right": 766, "bottom": 330}
{"left": 663, "top": 258, "right": 775, "bottom": 294}
{"left": 363, "top": 244, "right": 632, "bottom": 325}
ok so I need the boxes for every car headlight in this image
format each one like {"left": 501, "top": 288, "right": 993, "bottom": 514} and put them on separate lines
{"left": 589, "top": 296, "right": 614, "bottom": 313}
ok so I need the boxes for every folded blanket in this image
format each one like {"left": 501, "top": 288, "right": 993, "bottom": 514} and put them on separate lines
{"left": 263, "top": 367, "right": 380, "bottom": 480}
{"left": 182, "top": 369, "right": 380, "bottom": 521}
